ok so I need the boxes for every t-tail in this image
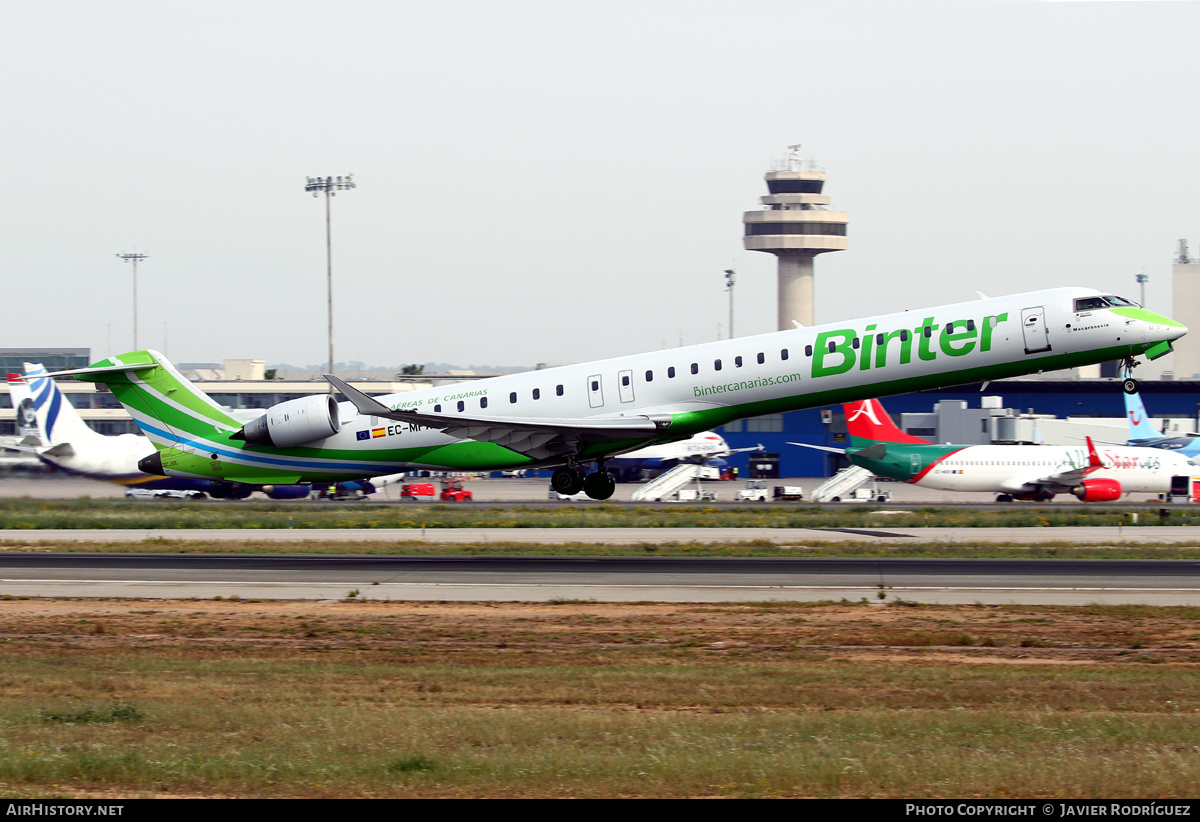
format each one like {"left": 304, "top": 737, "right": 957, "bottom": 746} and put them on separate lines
{"left": 38, "top": 350, "right": 249, "bottom": 475}
{"left": 844, "top": 399, "right": 934, "bottom": 446}
{"left": 1123, "top": 389, "right": 1161, "bottom": 443}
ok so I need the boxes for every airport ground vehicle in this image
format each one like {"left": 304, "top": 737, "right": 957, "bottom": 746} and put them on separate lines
{"left": 400, "top": 483, "right": 437, "bottom": 500}
{"left": 735, "top": 480, "right": 771, "bottom": 501}
{"left": 440, "top": 479, "right": 473, "bottom": 502}
{"left": 773, "top": 485, "right": 804, "bottom": 501}
{"left": 835, "top": 487, "right": 891, "bottom": 502}
{"left": 125, "top": 487, "right": 204, "bottom": 500}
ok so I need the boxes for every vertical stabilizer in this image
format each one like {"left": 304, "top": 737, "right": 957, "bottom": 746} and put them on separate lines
{"left": 843, "top": 399, "right": 934, "bottom": 445}
{"left": 24, "top": 363, "right": 104, "bottom": 447}
{"left": 7, "top": 374, "right": 43, "bottom": 445}
{"left": 1123, "top": 390, "right": 1161, "bottom": 442}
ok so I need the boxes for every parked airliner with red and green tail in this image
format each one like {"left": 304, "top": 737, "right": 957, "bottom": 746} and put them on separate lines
{"left": 795, "top": 397, "right": 1194, "bottom": 502}
{"left": 42, "top": 287, "right": 1185, "bottom": 500}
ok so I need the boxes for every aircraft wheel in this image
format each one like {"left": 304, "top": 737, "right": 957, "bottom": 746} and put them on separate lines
{"left": 996, "top": 494, "right": 1014, "bottom": 503}
{"left": 551, "top": 466, "right": 585, "bottom": 496}
{"left": 583, "top": 471, "right": 616, "bottom": 500}
{"left": 1122, "top": 378, "right": 1139, "bottom": 395}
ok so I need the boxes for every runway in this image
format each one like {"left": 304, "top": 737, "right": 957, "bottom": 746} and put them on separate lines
{"left": 1, "top": 552, "right": 1197, "bottom": 606}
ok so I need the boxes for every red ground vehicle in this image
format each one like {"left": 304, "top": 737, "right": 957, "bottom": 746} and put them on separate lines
{"left": 440, "top": 479, "right": 473, "bottom": 502}
{"left": 399, "top": 483, "right": 436, "bottom": 500}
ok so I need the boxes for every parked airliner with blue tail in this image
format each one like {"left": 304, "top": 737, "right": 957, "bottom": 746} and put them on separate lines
{"left": 1121, "top": 389, "right": 1200, "bottom": 462}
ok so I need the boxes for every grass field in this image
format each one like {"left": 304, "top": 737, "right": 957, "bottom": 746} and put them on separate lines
{"left": 0, "top": 599, "right": 1197, "bottom": 798}
{"left": 0, "top": 497, "right": 1197, "bottom": 532}
{"left": 1, "top": 501, "right": 1196, "bottom": 798}
{"left": 3, "top": 536, "right": 1200, "bottom": 560}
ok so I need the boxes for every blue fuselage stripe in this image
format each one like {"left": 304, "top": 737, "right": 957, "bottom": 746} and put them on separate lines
{"left": 137, "top": 419, "right": 402, "bottom": 474}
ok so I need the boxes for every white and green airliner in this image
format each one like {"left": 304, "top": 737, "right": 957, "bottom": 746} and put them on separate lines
{"left": 45, "top": 287, "right": 1185, "bottom": 500}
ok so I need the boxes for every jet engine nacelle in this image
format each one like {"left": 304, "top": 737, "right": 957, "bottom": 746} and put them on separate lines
{"left": 208, "top": 481, "right": 254, "bottom": 500}
{"left": 1071, "top": 478, "right": 1122, "bottom": 502}
{"left": 234, "top": 395, "right": 341, "bottom": 448}
{"left": 262, "top": 485, "right": 311, "bottom": 500}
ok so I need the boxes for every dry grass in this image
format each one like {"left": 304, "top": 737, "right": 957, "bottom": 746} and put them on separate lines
{"left": 0, "top": 599, "right": 1198, "bottom": 798}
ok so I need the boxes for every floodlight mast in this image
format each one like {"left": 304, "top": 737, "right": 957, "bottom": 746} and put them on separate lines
{"left": 116, "top": 252, "right": 149, "bottom": 349}
{"left": 304, "top": 174, "right": 356, "bottom": 383}
{"left": 723, "top": 269, "right": 736, "bottom": 338}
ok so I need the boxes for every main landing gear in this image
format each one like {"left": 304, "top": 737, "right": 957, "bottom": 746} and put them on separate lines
{"left": 551, "top": 460, "right": 616, "bottom": 500}
{"left": 1120, "top": 355, "right": 1140, "bottom": 395}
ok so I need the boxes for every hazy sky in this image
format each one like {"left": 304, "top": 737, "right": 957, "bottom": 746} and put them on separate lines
{"left": 3, "top": 0, "right": 1198, "bottom": 369}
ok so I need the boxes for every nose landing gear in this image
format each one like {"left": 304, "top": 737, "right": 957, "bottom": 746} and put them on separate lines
{"left": 1120, "top": 355, "right": 1140, "bottom": 395}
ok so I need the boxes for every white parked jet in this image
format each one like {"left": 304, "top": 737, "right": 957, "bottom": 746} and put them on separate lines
{"left": 45, "top": 286, "right": 1186, "bottom": 500}
{"left": 796, "top": 398, "right": 1194, "bottom": 502}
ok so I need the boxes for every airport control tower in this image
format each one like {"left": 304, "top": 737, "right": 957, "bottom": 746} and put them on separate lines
{"left": 1171, "top": 239, "right": 1200, "bottom": 379}
{"left": 742, "top": 146, "right": 848, "bottom": 329}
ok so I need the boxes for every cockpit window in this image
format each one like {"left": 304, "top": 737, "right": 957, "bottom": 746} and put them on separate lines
{"left": 1075, "top": 295, "right": 1140, "bottom": 312}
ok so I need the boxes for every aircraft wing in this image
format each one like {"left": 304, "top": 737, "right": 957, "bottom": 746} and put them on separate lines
{"left": 788, "top": 441, "right": 847, "bottom": 455}
{"left": 325, "top": 375, "right": 673, "bottom": 461}
{"left": 724, "top": 444, "right": 765, "bottom": 456}
{"left": 998, "top": 437, "right": 1104, "bottom": 492}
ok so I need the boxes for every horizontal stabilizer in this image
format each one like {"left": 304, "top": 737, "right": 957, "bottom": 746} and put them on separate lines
{"left": 787, "top": 441, "right": 847, "bottom": 455}
{"left": 855, "top": 443, "right": 888, "bottom": 461}
{"left": 38, "top": 362, "right": 160, "bottom": 379}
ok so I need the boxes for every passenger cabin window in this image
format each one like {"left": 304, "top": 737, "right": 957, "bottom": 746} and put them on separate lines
{"left": 668, "top": 366, "right": 676, "bottom": 378}
{"left": 852, "top": 337, "right": 860, "bottom": 349}
{"left": 804, "top": 345, "right": 812, "bottom": 357}
{"left": 434, "top": 404, "right": 441, "bottom": 412}
{"left": 690, "top": 363, "right": 698, "bottom": 375}
{"left": 457, "top": 401, "right": 465, "bottom": 412}
{"left": 757, "top": 353, "right": 764, "bottom": 364}
{"left": 621, "top": 374, "right": 630, "bottom": 386}
{"left": 645, "top": 370, "right": 653, "bottom": 382}
{"left": 735, "top": 356, "right": 743, "bottom": 368}
{"left": 714, "top": 359, "right": 722, "bottom": 371}
{"left": 509, "top": 392, "right": 517, "bottom": 404}
{"left": 781, "top": 348, "right": 789, "bottom": 360}
{"left": 480, "top": 397, "right": 488, "bottom": 409}
{"left": 556, "top": 384, "right": 563, "bottom": 396}
{"left": 533, "top": 388, "right": 541, "bottom": 400}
